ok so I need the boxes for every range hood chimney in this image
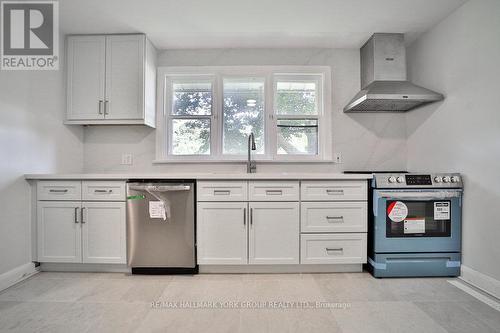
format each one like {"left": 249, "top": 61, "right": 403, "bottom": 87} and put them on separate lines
{"left": 344, "top": 33, "right": 444, "bottom": 113}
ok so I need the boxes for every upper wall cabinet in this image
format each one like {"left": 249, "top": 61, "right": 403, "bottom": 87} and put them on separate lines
{"left": 66, "top": 34, "right": 157, "bottom": 127}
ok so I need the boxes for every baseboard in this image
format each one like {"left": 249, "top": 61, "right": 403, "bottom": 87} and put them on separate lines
{"left": 199, "top": 264, "right": 363, "bottom": 274}
{"left": 460, "top": 265, "right": 500, "bottom": 299}
{"left": 40, "top": 263, "right": 131, "bottom": 273}
{"left": 0, "top": 262, "right": 38, "bottom": 292}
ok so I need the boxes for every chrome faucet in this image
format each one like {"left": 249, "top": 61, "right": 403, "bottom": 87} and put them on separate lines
{"left": 247, "top": 133, "right": 257, "bottom": 173}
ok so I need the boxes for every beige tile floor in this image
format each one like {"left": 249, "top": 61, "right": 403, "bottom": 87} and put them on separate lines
{"left": 0, "top": 272, "right": 499, "bottom": 333}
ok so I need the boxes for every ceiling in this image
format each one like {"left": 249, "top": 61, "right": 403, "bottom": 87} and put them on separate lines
{"left": 59, "top": 0, "right": 468, "bottom": 50}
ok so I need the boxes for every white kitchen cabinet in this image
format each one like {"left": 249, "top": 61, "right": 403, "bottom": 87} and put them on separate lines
{"left": 37, "top": 201, "right": 82, "bottom": 263}
{"left": 104, "top": 35, "right": 144, "bottom": 121}
{"left": 37, "top": 181, "right": 82, "bottom": 201}
{"left": 248, "top": 202, "right": 299, "bottom": 264}
{"left": 66, "top": 36, "right": 106, "bottom": 121}
{"left": 301, "top": 181, "right": 367, "bottom": 201}
{"left": 82, "top": 181, "right": 126, "bottom": 201}
{"left": 301, "top": 201, "right": 368, "bottom": 233}
{"left": 66, "top": 34, "right": 157, "bottom": 126}
{"left": 248, "top": 181, "right": 300, "bottom": 201}
{"left": 35, "top": 180, "right": 127, "bottom": 265}
{"left": 197, "top": 202, "right": 248, "bottom": 264}
{"left": 81, "top": 202, "right": 126, "bottom": 264}
{"left": 197, "top": 181, "right": 248, "bottom": 202}
{"left": 300, "top": 233, "right": 367, "bottom": 264}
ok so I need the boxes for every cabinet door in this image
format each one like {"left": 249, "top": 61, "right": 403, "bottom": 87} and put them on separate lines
{"left": 81, "top": 202, "right": 126, "bottom": 264}
{"left": 248, "top": 202, "right": 299, "bottom": 264}
{"left": 67, "top": 36, "right": 106, "bottom": 120}
{"left": 104, "top": 35, "right": 144, "bottom": 120}
{"left": 37, "top": 201, "right": 82, "bottom": 263}
{"left": 197, "top": 202, "right": 248, "bottom": 265}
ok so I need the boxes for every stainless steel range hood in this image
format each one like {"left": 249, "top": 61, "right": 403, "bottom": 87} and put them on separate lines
{"left": 344, "top": 33, "right": 444, "bottom": 113}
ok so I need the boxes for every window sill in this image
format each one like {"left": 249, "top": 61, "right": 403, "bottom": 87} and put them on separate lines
{"left": 152, "top": 159, "right": 335, "bottom": 164}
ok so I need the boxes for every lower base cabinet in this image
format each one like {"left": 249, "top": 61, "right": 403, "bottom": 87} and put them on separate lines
{"left": 82, "top": 202, "right": 126, "bottom": 264}
{"left": 37, "top": 201, "right": 126, "bottom": 264}
{"left": 37, "top": 201, "right": 82, "bottom": 263}
{"left": 300, "top": 233, "right": 367, "bottom": 264}
{"left": 197, "top": 202, "right": 247, "bottom": 265}
{"left": 197, "top": 201, "right": 300, "bottom": 265}
{"left": 248, "top": 202, "right": 299, "bottom": 264}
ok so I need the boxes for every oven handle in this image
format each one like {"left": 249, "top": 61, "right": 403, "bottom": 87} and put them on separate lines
{"left": 373, "top": 190, "right": 462, "bottom": 216}
{"left": 375, "top": 190, "right": 462, "bottom": 201}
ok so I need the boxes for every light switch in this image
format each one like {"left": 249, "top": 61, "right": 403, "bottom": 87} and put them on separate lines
{"left": 121, "top": 153, "right": 133, "bottom": 165}
{"left": 334, "top": 152, "right": 343, "bottom": 164}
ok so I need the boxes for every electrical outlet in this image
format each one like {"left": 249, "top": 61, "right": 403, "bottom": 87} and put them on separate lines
{"left": 121, "top": 153, "right": 133, "bottom": 165}
{"left": 334, "top": 152, "right": 343, "bottom": 164}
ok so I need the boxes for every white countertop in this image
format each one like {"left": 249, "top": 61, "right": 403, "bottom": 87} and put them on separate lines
{"left": 25, "top": 173, "right": 372, "bottom": 180}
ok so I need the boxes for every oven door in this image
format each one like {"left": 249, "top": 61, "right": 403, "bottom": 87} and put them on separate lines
{"left": 373, "top": 189, "right": 462, "bottom": 253}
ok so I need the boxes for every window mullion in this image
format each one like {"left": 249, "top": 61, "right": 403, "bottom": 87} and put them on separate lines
{"left": 267, "top": 73, "right": 277, "bottom": 160}
{"left": 213, "top": 74, "right": 222, "bottom": 158}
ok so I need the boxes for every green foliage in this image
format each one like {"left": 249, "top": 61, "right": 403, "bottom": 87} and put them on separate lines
{"left": 223, "top": 90, "right": 264, "bottom": 154}
{"left": 171, "top": 86, "right": 318, "bottom": 155}
{"left": 276, "top": 91, "right": 316, "bottom": 115}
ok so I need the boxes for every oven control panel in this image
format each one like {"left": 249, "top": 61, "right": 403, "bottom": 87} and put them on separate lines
{"left": 405, "top": 174, "right": 432, "bottom": 186}
{"left": 374, "top": 173, "right": 462, "bottom": 189}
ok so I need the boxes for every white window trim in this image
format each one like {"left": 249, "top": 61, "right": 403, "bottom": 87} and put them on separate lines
{"left": 155, "top": 66, "right": 332, "bottom": 163}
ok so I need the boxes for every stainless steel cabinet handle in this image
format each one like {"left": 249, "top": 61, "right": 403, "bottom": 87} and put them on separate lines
{"left": 266, "top": 190, "right": 283, "bottom": 195}
{"left": 326, "top": 216, "right": 344, "bottom": 223}
{"left": 98, "top": 100, "right": 103, "bottom": 115}
{"left": 326, "top": 189, "right": 344, "bottom": 195}
{"left": 74, "top": 207, "right": 79, "bottom": 224}
{"left": 326, "top": 247, "right": 343, "bottom": 254}
{"left": 104, "top": 100, "right": 109, "bottom": 115}
{"left": 49, "top": 189, "right": 68, "bottom": 193}
{"left": 250, "top": 208, "right": 253, "bottom": 226}
{"left": 243, "top": 208, "right": 246, "bottom": 226}
{"left": 81, "top": 207, "right": 86, "bottom": 224}
{"left": 214, "top": 190, "right": 230, "bottom": 195}
{"left": 94, "top": 189, "right": 112, "bottom": 193}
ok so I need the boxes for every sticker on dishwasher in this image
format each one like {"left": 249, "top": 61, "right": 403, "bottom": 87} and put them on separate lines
{"left": 149, "top": 201, "right": 166, "bottom": 220}
{"left": 404, "top": 218, "right": 426, "bottom": 234}
{"left": 387, "top": 201, "right": 408, "bottom": 222}
{"left": 434, "top": 202, "right": 450, "bottom": 220}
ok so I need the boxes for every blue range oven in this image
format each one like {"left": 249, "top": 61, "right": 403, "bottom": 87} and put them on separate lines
{"left": 368, "top": 173, "right": 463, "bottom": 278}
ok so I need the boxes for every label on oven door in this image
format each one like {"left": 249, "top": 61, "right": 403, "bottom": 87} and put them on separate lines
{"left": 404, "top": 218, "right": 425, "bottom": 234}
{"left": 387, "top": 201, "right": 408, "bottom": 222}
{"left": 434, "top": 202, "right": 450, "bottom": 220}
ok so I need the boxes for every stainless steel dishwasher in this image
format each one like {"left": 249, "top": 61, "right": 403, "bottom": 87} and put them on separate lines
{"left": 126, "top": 180, "right": 197, "bottom": 274}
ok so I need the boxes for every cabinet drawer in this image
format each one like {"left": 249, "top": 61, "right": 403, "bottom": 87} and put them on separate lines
{"left": 301, "top": 202, "right": 367, "bottom": 233}
{"left": 300, "top": 233, "right": 367, "bottom": 264}
{"left": 37, "top": 181, "right": 82, "bottom": 201}
{"left": 249, "top": 181, "right": 299, "bottom": 201}
{"left": 197, "top": 181, "right": 248, "bottom": 201}
{"left": 82, "top": 181, "right": 126, "bottom": 201}
{"left": 301, "top": 181, "right": 367, "bottom": 201}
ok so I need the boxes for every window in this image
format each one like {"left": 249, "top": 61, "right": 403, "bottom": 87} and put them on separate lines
{"left": 169, "top": 80, "right": 213, "bottom": 155}
{"left": 223, "top": 78, "right": 265, "bottom": 155}
{"left": 274, "top": 77, "right": 320, "bottom": 155}
{"left": 157, "top": 67, "right": 331, "bottom": 162}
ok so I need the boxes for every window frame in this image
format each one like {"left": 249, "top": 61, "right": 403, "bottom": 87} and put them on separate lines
{"left": 156, "top": 66, "right": 332, "bottom": 163}
{"left": 273, "top": 74, "right": 325, "bottom": 161}
{"left": 167, "top": 76, "right": 216, "bottom": 157}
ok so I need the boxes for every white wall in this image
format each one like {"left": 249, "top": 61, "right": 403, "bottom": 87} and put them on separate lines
{"left": 83, "top": 48, "right": 407, "bottom": 173}
{"left": 407, "top": 0, "right": 500, "bottom": 281}
{"left": 0, "top": 37, "right": 84, "bottom": 275}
